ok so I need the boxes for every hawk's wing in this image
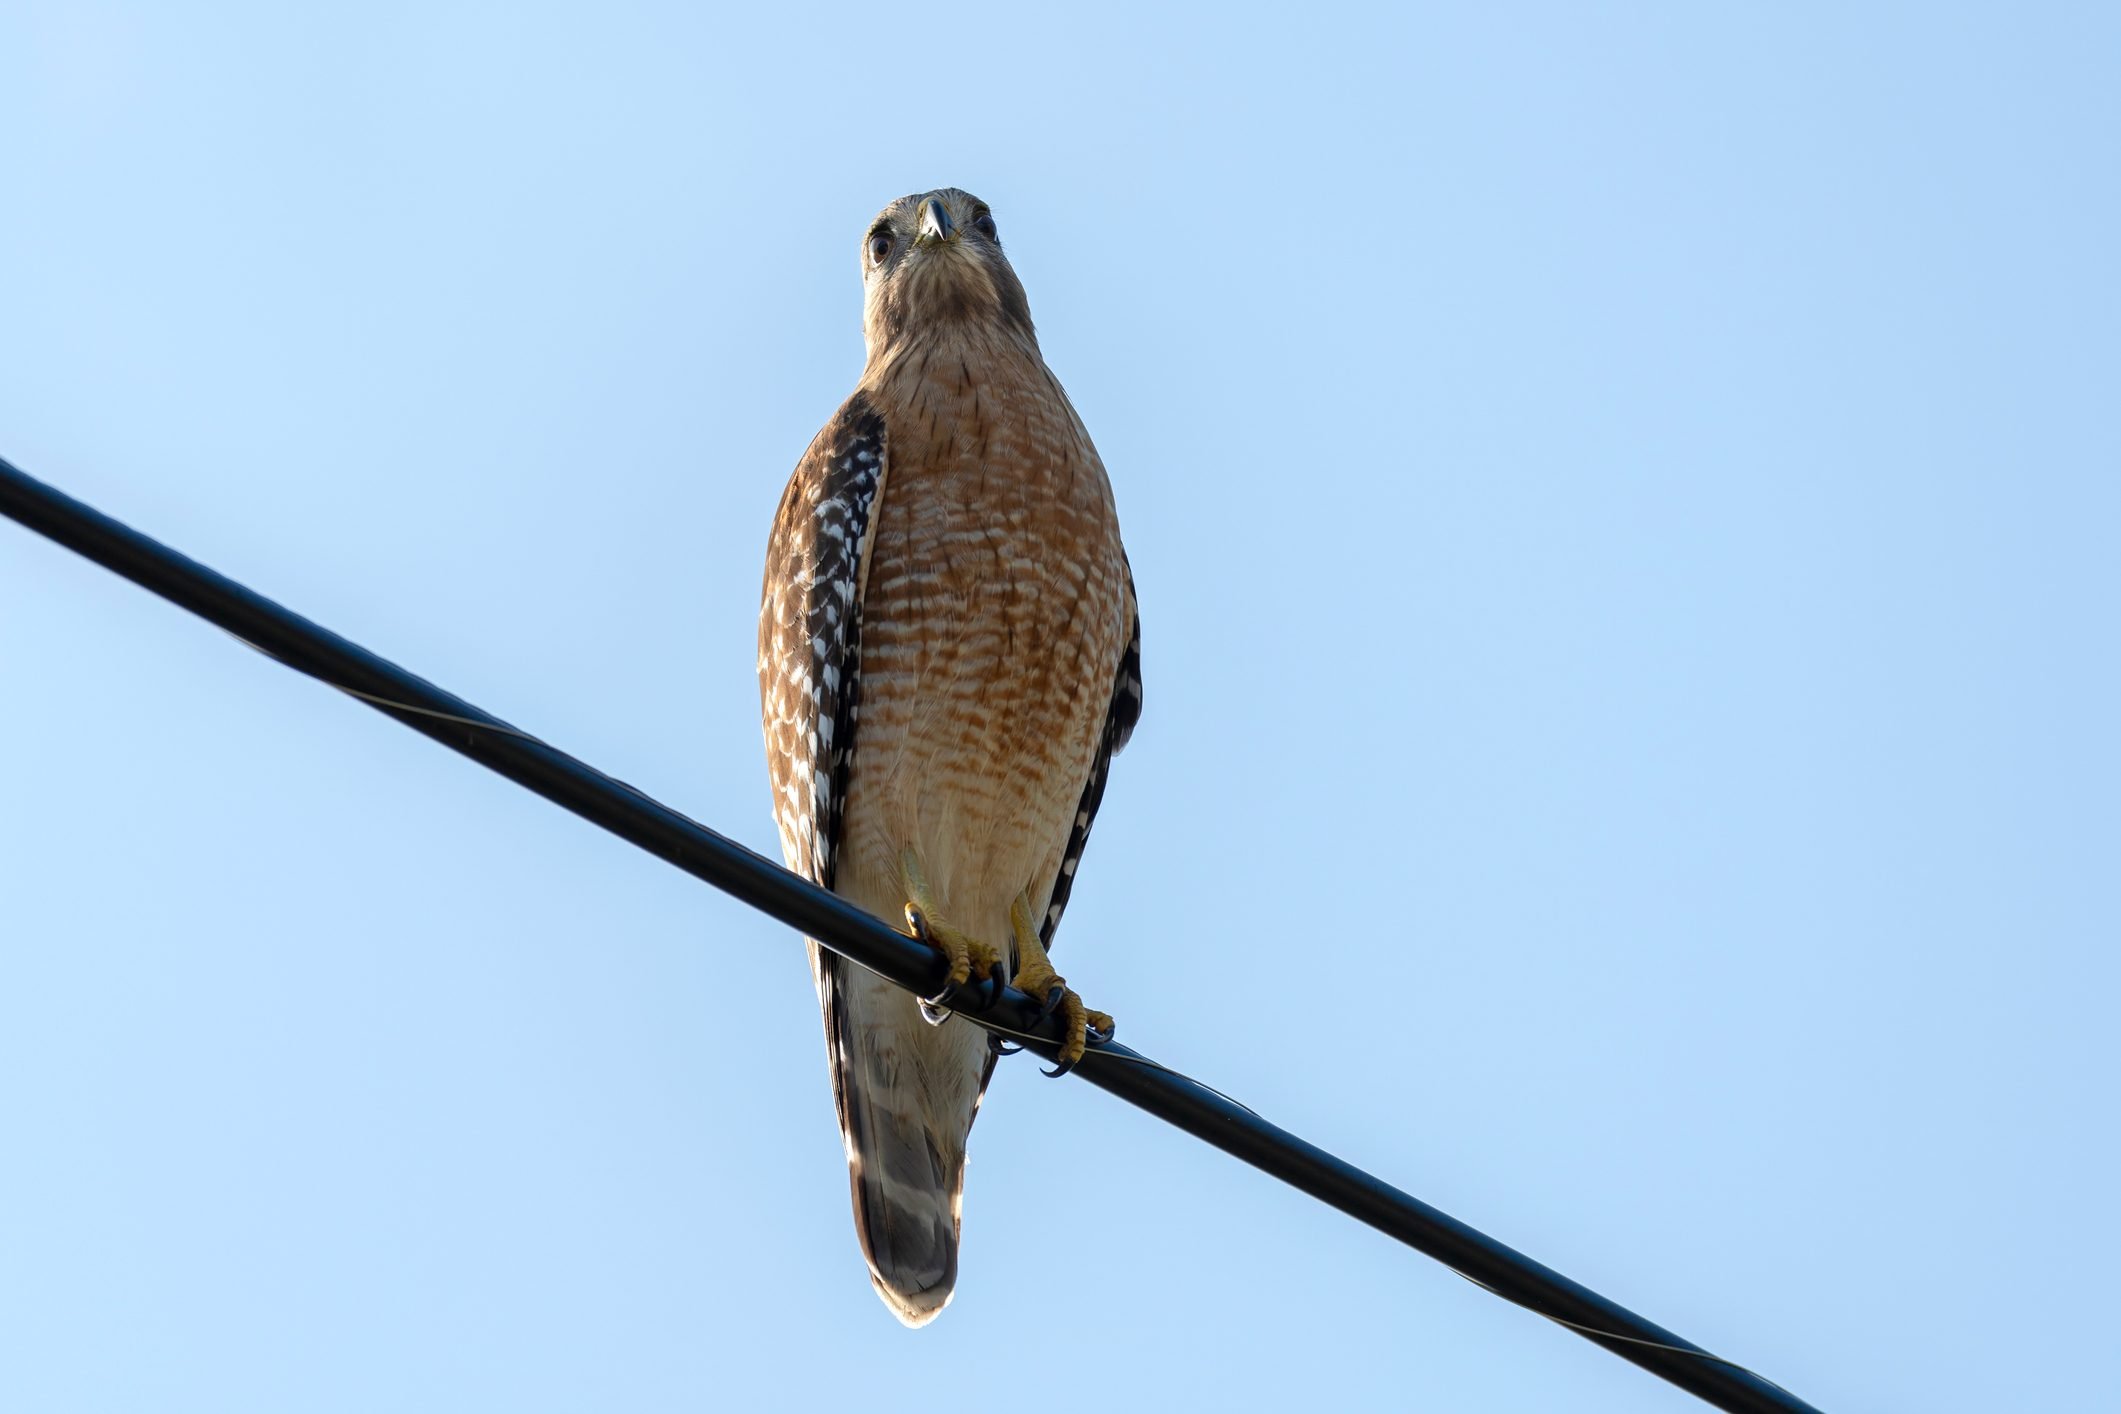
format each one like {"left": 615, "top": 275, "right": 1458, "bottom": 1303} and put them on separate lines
{"left": 758, "top": 390, "right": 898, "bottom": 1239}
{"left": 760, "top": 398, "right": 979, "bottom": 1320}
{"left": 758, "top": 392, "right": 885, "bottom": 897}
{"left": 1037, "top": 562, "right": 1143, "bottom": 946}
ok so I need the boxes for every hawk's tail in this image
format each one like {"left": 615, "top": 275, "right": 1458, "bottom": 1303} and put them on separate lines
{"left": 815, "top": 948, "right": 992, "bottom": 1327}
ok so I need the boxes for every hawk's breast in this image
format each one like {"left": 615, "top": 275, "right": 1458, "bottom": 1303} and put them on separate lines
{"left": 836, "top": 351, "right": 1128, "bottom": 951}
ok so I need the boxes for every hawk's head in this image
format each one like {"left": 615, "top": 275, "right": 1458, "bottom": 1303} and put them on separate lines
{"left": 860, "top": 188, "right": 1035, "bottom": 358}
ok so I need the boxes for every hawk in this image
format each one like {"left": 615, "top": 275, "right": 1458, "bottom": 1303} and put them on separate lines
{"left": 758, "top": 188, "right": 1142, "bottom": 1326}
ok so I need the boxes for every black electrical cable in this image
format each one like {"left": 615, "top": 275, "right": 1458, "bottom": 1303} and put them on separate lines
{"left": 1, "top": 455, "right": 1824, "bottom": 1414}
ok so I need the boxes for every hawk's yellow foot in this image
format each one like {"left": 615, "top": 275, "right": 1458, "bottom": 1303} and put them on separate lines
{"left": 903, "top": 848, "right": 1005, "bottom": 1014}
{"left": 1008, "top": 894, "right": 1115, "bottom": 1077}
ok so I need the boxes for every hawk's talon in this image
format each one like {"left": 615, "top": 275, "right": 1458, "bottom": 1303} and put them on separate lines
{"left": 906, "top": 906, "right": 956, "bottom": 1012}
{"left": 988, "top": 1033, "right": 1024, "bottom": 1056}
{"left": 921, "top": 977, "right": 972, "bottom": 1014}
{"left": 1033, "top": 983, "right": 1066, "bottom": 1027}
{"left": 919, "top": 959, "right": 1002, "bottom": 1015}
{"left": 1040, "top": 1009, "right": 1114, "bottom": 1077}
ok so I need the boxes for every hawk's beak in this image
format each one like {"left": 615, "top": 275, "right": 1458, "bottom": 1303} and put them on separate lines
{"left": 917, "top": 198, "right": 955, "bottom": 245}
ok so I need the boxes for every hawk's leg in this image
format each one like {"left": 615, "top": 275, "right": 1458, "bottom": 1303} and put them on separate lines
{"left": 1007, "top": 893, "right": 1115, "bottom": 1078}
{"left": 902, "top": 848, "right": 1005, "bottom": 1018}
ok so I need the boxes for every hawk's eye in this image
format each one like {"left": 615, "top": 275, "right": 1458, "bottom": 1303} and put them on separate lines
{"left": 866, "top": 230, "right": 894, "bottom": 267}
{"left": 971, "top": 212, "right": 998, "bottom": 241}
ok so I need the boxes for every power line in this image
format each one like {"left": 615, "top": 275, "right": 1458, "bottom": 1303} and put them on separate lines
{"left": 1, "top": 455, "right": 1824, "bottom": 1414}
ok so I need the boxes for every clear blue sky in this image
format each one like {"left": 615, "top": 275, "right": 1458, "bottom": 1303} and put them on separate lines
{"left": 3, "top": 5, "right": 2115, "bottom": 1411}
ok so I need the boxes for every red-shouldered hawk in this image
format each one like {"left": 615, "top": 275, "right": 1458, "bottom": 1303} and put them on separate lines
{"left": 758, "top": 189, "right": 1141, "bottom": 1326}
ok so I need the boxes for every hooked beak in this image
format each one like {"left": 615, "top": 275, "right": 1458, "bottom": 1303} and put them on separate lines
{"left": 917, "top": 197, "right": 955, "bottom": 244}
